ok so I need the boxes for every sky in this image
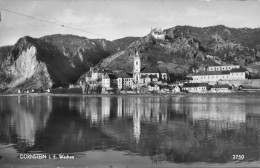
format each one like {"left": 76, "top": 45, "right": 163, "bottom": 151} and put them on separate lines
{"left": 0, "top": 0, "right": 260, "bottom": 46}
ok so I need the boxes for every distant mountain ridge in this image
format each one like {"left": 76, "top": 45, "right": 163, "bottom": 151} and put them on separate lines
{"left": 1, "top": 25, "right": 260, "bottom": 92}
{"left": 0, "top": 34, "right": 139, "bottom": 92}
{"left": 99, "top": 25, "right": 260, "bottom": 80}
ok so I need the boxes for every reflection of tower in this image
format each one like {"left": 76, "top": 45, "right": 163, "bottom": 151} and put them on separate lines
{"left": 117, "top": 97, "right": 123, "bottom": 118}
{"left": 133, "top": 51, "right": 141, "bottom": 88}
{"left": 101, "top": 97, "right": 110, "bottom": 121}
{"left": 90, "top": 98, "right": 99, "bottom": 125}
{"left": 69, "top": 97, "right": 73, "bottom": 111}
{"left": 153, "top": 97, "right": 160, "bottom": 122}
{"left": 18, "top": 95, "right": 21, "bottom": 105}
{"left": 133, "top": 105, "right": 141, "bottom": 143}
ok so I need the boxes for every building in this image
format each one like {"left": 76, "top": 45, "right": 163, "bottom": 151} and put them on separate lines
{"left": 132, "top": 51, "right": 169, "bottom": 88}
{"left": 89, "top": 67, "right": 103, "bottom": 80}
{"left": 148, "top": 84, "right": 160, "bottom": 91}
{"left": 210, "top": 84, "right": 231, "bottom": 93}
{"left": 188, "top": 66, "right": 247, "bottom": 83}
{"left": 158, "top": 67, "right": 168, "bottom": 81}
{"left": 182, "top": 83, "right": 209, "bottom": 93}
{"left": 207, "top": 65, "right": 240, "bottom": 71}
{"left": 117, "top": 72, "right": 133, "bottom": 90}
{"left": 150, "top": 27, "right": 166, "bottom": 40}
{"left": 87, "top": 67, "right": 113, "bottom": 82}
{"left": 133, "top": 51, "right": 141, "bottom": 88}
{"left": 99, "top": 50, "right": 169, "bottom": 92}
{"left": 102, "top": 73, "right": 117, "bottom": 89}
{"left": 172, "top": 86, "right": 181, "bottom": 93}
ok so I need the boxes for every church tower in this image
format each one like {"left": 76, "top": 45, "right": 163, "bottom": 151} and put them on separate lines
{"left": 133, "top": 50, "right": 141, "bottom": 86}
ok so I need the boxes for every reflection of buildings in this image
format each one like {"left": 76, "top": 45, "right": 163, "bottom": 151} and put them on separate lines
{"left": 76, "top": 97, "right": 112, "bottom": 126}
{"left": 58, "top": 95, "right": 259, "bottom": 161}
{"left": 188, "top": 97, "right": 246, "bottom": 130}
{"left": 2, "top": 95, "right": 259, "bottom": 164}
{"left": 80, "top": 97, "right": 169, "bottom": 124}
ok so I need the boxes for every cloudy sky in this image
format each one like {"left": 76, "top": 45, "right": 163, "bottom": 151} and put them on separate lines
{"left": 0, "top": 0, "right": 260, "bottom": 46}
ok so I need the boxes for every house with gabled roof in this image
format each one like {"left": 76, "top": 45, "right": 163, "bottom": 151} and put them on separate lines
{"left": 137, "top": 66, "right": 169, "bottom": 86}
{"left": 117, "top": 71, "right": 133, "bottom": 89}
{"left": 102, "top": 73, "right": 117, "bottom": 89}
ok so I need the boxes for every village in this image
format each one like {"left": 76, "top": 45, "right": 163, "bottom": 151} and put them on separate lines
{"left": 75, "top": 50, "right": 248, "bottom": 95}
{"left": 17, "top": 50, "right": 249, "bottom": 95}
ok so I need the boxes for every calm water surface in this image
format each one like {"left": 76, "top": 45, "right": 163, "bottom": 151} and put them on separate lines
{"left": 0, "top": 95, "right": 259, "bottom": 167}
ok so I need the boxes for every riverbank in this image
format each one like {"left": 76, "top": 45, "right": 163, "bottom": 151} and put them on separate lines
{"left": 2, "top": 90, "right": 260, "bottom": 98}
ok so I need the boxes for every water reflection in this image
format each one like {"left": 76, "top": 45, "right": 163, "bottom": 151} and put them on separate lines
{"left": 0, "top": 95, "right": 52, "bottom": 150}
{"left": 0, "top": 95, "right": 259, "bottom": 164}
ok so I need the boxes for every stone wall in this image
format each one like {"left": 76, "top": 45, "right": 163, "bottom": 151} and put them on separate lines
{"left": 218, "top": 79, "right": 260, "bottom": 88}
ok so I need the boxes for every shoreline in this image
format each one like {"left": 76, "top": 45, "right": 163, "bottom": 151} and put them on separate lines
{"left": 1, "top": 90, "right": 260, "bottom": 98}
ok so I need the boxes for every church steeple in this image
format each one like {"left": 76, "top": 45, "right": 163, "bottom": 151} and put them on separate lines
{"left": 133, "top": 50, "right": 141, "bottom": 85}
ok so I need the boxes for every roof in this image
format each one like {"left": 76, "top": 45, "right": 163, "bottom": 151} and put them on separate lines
{"left": 140, "top": 74, "right": 158, "bottom": 79}
{"left": 93, "top": 68, "right": 113, "bottom": 73}
{"left": 103, "top": 73, "right": 117, "bottom": 79}
{"left": 141, "top": 67, "right": 159, "bottom": 73}
{"left": 190, "top": 70, "right": 230, "bottom": 76}
{"left": 230, "top": 68, "right": 247, "bottom": 73}
{"left": 212, "top": 84, "right": 231, "bottom": 89}
{"left": 183, "top": 83, "right": 208, "bottom": 88}
{"left": 158, "top": 66, "right": 168, "bottom": 73}
{"left": 207, "top": 65, "right": 239, "bottom": 68}
{"left": 117, "top": 71, "right": 133, "bottom": 78}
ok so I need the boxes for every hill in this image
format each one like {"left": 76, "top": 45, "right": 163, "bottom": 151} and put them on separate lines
{"left": 99, "top": 25, "right": 260, "bottom": 80}
{"left": 0, "top": 35, "right": 139, "bottom": 92}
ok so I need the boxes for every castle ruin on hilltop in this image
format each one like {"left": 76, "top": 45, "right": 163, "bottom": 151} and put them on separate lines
{"left": 150, "top": 27, "right": 166, "bottom": 40}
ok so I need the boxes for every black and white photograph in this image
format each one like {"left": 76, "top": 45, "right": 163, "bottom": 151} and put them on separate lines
{"left": 0, "top": 0, "right": 260, "bottom": 167}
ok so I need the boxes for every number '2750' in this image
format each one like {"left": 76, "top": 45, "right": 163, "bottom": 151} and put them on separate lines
{"left": 233, "top": 155, "right": 244, "bottom": 160}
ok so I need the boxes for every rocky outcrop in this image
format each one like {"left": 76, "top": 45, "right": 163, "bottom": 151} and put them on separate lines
{"left": 0, "top": 35, "right": 139, "bottom": 92}
{"left": 0, "top": 37, "right": 69, "bottom": 92}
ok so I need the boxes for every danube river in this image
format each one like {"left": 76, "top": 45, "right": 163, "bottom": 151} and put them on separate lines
{"left": 0, "top": 94, "right": 259, "bottom": 168}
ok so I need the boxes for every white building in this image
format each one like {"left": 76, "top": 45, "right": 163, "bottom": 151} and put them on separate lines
{"left": 132, "top": 51, "right": 169, "bottom": 87}
{"left": 89, "top": 67, "right": 104, "bottom": 80}
{"left": 117, "top": 72, "right": 133, "bottom": 89}
{"left": 133, "top": 51, "right": 141, "bottom": 88}
{"left": 148, "top": 84, "right": 160, "bottom": 91}
{"left": 189, "top": 66, "right": 246, "bottom": 83}
{"left": 182, "top": 83, "right": 209, "bottom": 93}
{"left": 207, "top": 65, "right": 240, "bottom": 71}
{"left": 99, "top": 50, "right": 169, "bottom": 91}
{"left": 172, "top": 86, "right": 181, "bottom": 93}
{"left": 102, "top": 73, "right": 117, "bottom": 89}
{"left": 210, "top": 84, "right": 231, "bottom": 93}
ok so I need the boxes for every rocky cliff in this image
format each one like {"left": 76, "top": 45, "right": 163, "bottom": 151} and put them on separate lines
{"left": 99, "top": 25, "right": 260, "bottom": 80}
{"left": 0, "top": 35, "right": 139, "bottom": 92}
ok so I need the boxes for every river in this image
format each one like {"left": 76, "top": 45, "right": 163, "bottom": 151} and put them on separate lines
{"left": 0, "top": 94, "right": 259, "bottom": 168}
